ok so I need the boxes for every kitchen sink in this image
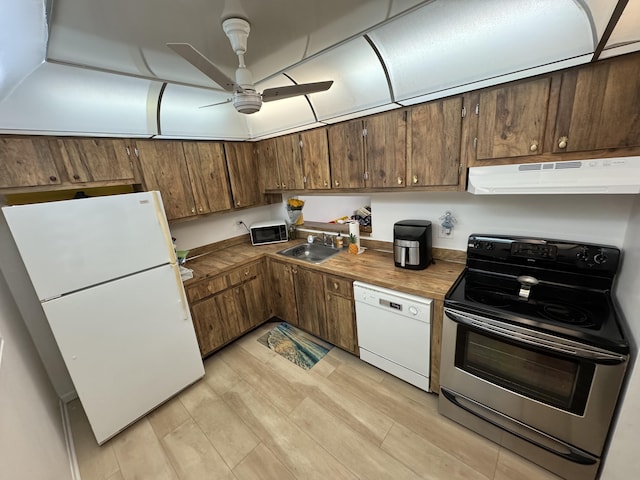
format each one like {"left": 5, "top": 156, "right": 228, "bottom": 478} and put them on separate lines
{"left": 277, "top": 243, "right": 342, "bottom": 264}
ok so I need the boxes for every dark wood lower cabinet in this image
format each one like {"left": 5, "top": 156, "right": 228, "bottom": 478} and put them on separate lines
{"left": 187, "top": 257, "right": 358, "bottom": 358}
{"left": 186, "top": 260, "right": 269, "bottom": 357}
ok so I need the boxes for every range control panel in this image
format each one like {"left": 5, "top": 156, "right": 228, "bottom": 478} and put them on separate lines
{"left": 467, "top": 234, "right": 620, "bottom": 275}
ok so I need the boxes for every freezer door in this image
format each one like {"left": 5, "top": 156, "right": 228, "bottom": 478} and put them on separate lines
{"left": 42, "top": 264, "right": 204, "bottom": 444}
{"left": 2, "top": 191, "right": 175, "bottom": 301}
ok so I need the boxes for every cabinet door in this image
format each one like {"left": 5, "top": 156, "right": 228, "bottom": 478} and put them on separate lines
{"left": 256, "top": 137, "right": 281, "bottom": 191}
{"left": 409, "top": 98, "right": 462, "bottom": 186}
{"left": 52, "top": 138, "right": 134, "bottom": 183}
{"left": 190, "top": 290, "right": 242, "bottom": 356}
{"left": 239, "top": 274, "right": 269, "bottom": 331}
{"left": 224, "top": 142, "right": 262, "bottom": 208}
{"left": 136, "top": 140, "right": 197, "bottom": 220}
{"left": 324, "top": 275, "right": 357, "bottom": 354}
{"left": 476, "top": 77, "right": 551, "bottom": 160}
{"left": 276, "top": 134, "right": 304, "bottom": 190}
{"left": 365, "top": 110, "right": 408, "bottom": 188}
{"left": 554, "top": 53, "right": 640, "bottom": 153}
{"left": 327, "top": 120, "right": 365, "bottom": 189}
{"left": 182, "top": 142, "right": 233, "bottom": 215}
{"left": 294, "top": 266, "right": 326, "bottom": 338}
{"left": 269, "top": 259, "right": 298, "bottom": 325}
{"left": 300, "top": 128, "right": 331, "bottom": 190}
{"left": 0, "top": 137, "right": 61, "bottom": 188}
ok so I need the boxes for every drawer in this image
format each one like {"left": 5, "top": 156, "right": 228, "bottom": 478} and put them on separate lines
{"left": 186, "top": 275, "right": 228, "bottom": 303}
{"left": 228, "top": 261, "right": 261, "bottom": 286}
{"left": 324, "top": 274, "right": 353, "bottom": 298}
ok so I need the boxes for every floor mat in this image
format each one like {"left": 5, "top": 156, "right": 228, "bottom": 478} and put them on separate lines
{"left": 257, "top": 322, "right": 332, "bottom": 370}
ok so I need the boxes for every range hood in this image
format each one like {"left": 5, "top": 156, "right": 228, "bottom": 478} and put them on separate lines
{"left": 467, "top": 157, "right": 640, "bottom": 195}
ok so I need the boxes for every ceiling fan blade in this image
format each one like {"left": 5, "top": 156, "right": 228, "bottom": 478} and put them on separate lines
{"left": 199, "top": 98, "right": 233, "bottom": 109}
{"left": 262, "top": 80, "right": 333, "bottom": 102}
{"left": 167, "top": 43, "right": 236, "bottom": 92}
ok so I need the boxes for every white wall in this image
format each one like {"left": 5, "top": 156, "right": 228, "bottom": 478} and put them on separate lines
{"left": 602, "top": 195, "right": 640, "bottom": 479}
{"left": 299, "top": 192, "right": 635, "bottom": 249}
{"left": 168, "top": 203, "right": 284, "bottom": 251}
{"left": 0, "top": 275, "right": 72, "bottom": 480}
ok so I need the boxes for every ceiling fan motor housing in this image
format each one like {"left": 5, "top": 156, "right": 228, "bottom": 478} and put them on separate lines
{"left": 233, "top": 90, "right": 262, "bottom": 114}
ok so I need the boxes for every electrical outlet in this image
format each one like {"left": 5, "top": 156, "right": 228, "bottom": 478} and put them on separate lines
{"left": 438, "top": 225, "right": 454, "bottom": 239}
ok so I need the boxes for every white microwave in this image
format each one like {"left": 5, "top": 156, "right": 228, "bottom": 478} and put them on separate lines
{"left": 249, "top": 220, "right": 288, "bottom": 245}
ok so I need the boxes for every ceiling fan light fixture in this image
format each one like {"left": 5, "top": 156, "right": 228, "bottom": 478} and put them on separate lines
{"left": 233, "top": 90, "right": 262, "bottom": 114}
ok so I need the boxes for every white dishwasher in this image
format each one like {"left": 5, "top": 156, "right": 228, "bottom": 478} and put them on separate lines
{"left": 353, "top": 282, "right": 433, "bottom": 392}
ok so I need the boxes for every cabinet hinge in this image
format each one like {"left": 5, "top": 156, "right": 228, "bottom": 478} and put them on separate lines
{"left": 473, "top": 137, "right": 478, "bottom": 150}
{"left": 475, "top": 104, "right": 479, "bottom": 115}
{"left": 461, "top": 106, "right": 466, "bottom": 118}
{"left": 362, "top": 128, "right": 367, "bottom": 137}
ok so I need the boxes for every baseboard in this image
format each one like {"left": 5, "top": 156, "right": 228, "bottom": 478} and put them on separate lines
{"left": 60, "top": 399, "right": 82, "bottom": 480}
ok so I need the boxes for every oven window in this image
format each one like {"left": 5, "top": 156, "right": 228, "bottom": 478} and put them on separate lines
{"left": 455, "top": 327, "right": 594, "bottom": 415}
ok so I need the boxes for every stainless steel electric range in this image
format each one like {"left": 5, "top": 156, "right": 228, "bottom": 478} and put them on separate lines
{"left": 439, "top": 234, "right": 629, "bottom": 480}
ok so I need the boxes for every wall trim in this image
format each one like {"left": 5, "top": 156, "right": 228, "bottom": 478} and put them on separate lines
{"left": 60, "top": 399, "right": 82, "bottom": 480}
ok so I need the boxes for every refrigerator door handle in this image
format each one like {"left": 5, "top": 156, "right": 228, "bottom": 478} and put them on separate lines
{"left": 151, "top": 191, "right": 178, "bottom": 264}
{"left": 172, "top": 264, "right": 191, "bottom": 321}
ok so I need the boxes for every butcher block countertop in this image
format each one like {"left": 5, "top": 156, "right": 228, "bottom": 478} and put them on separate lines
{"left": 183, "top": 236, "right": 465, "bottom": 301}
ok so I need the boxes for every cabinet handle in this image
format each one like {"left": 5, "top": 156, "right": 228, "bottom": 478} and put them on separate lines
{"left": 363, "top": 171, "right": 369, "bottom": 180}
{"left": 236, "top": 201, "right": 241, "bottom": 206}
{"left": 191, "top": 207, "right": 196, "bottom": 213}
{"left": 333, "top": 282, "right": 339, "bottom": 290}
{"left": 49, "top": 175, "right": 57, "bottom": 182}
{"left": 275, "top": 183, "right": 281, "bottom": 188}
{"left": 282, "top": 183, "right": 287, "bottom": 189}
{"left": 73, "top": 174, "right": 80, "bottom": 180}
{"left": 397, "top": 176, "right": 403, "bottom": 185}
{"left": 529, "top": 141, "right": 539, "bottom": 153}
{"left": 558, "top": 136, "right": 568, "bottom": 149}
{"left": 198, "top": 207, "right": 203, "bottom": 212}
{"left": 323, "top": 180, "right": 328, "bottom": 187}
{"left": 334, "top": 180, "right": 340, "bottom": 187}
{"left": 412, "top": 175, "right": 418, "bottom": 184}
{"left": 244, "top": 269, "right": 249, "bottom": 276}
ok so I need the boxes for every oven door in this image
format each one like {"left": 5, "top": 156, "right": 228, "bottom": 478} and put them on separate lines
{"left": 440, "top": 308, "right": 627, "bottom": 456}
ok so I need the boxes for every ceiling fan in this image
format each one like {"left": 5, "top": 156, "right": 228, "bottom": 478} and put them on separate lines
{"left": 167, "top": 17, "right": 333, "bottom": 114}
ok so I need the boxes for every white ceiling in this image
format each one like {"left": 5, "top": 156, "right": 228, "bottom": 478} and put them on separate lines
{"left": 46, "top": 0, "right": 426, "bottom": 89}
{"left": 1, "top": 0, "right": 639, "bottom": 139}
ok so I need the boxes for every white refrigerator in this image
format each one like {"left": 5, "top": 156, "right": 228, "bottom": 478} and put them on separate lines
{"left": 0, "top": 191, "right": 204, "bottom": 444}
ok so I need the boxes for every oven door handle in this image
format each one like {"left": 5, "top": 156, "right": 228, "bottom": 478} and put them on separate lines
{"left": 444, "top": 308, "right": 627, "bottom": 364}
{"left": 440, "top": 387, "right": 598, "bottom": 466}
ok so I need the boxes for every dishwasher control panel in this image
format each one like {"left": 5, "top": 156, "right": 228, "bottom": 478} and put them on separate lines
{"left": 353, "top": 282, "right": 432, "bottom": 322}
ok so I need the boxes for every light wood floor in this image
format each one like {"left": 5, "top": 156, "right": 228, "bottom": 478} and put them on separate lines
{"left": 68, "top": 321, "right": 563, "bottom": 480}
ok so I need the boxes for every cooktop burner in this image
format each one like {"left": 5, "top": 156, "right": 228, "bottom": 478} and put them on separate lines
{"left": 444, "top": 234, "right": 628, "bottom": 354}
{"left": 462, "top": 273, "right": 605, "bottom": 330}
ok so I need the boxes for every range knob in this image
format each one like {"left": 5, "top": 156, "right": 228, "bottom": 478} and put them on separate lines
{"left": 576, "top": 246, "right": 590, "bottom": 262}
{"left": 594, "top": 249, "right": 608, "bottom": 265}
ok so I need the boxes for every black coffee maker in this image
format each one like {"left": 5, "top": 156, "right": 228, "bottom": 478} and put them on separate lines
{"left": 393, "top": 220, "right": 433, "bottom": 270}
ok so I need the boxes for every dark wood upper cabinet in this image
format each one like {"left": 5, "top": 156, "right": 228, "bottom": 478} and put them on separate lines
{"left": 328, "top": 119, "right": 366, "bottom": 189}
{"left": 299, "top": 128, "right": 331, "bottom": 190}
{"left": 256, "top": 137, "right": 281, "bottom": 191}
{"left": 476, "top": 77, "right": 551, "bottom": 161}
{"left": 0, "top": 137, "right": 62, "bottom": 188}
{"left": 51, "top": 138, "right": 134, "bottom": 183}
{"left": 554, "top": 52, "right": 640, "bottom": 153}
{"left": 364, "top": 109, "right": 408, "bottom": 188}
{"left": 182, "top": 142, "right": 233, "bottom": 215}
{"left": 409, "top": 97, "right": 463, "bottom": 187}
{"left": 224, "top": 142, "right": 262, "bottom": 208}
{"left": 135, "top": 140, "right": 197, "bottom": 220}
{"left": 275, "top": 134, "right": 305, "bottom": 190}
